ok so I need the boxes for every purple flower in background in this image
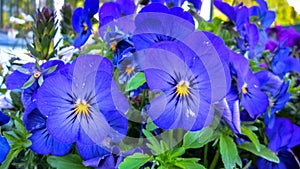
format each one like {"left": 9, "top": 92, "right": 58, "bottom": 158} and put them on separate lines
{"left": 144, "top": 30, "right": 230, "bottom": 130}
{"left": 83, "top": 146, "right": 142, "bottom": 169}
{"left": 36, "top": 55, "right": 128, "bottom": 146}
{"left": 257, "top": 118, "right": 300, "bottom": 169}
{"left": 153, "top": 0, "right": 202, "bottom": 10}
{"left": 132, "top": 3, "right": 195, "bottom": 50}
{"left": 72, "top": 0, "right": 99, "bottom": 48}
{"left": 5, "top": 60, "right": 64, "bottom": 108}
{"left": 23, "top": 103, "right": 72, "bottom": 156}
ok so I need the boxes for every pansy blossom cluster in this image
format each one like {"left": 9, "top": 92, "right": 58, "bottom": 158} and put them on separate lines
{"left": 1, "top": 0, "right": 300, "bottom": 169}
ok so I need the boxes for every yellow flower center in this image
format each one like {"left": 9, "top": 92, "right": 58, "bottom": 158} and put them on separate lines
{"left": 83, "top": 23, "right": 88, "bottom": 32}
{"left": 74, "top": 99, "right": 90, "bottom": 115}
{"left": 242, "top": 83, "right": 248, "bottom": 94}
{"left": 111, "top": 41, "right": 117, "bottom": 51}
{"left": 176, "top": 81, "right": 189, "bottom": 96}
{"left": 125, "top": 66, "right": 133, "bottom": 75}
{"left": 33, "top": 72, "right": 41, "bottom": 78}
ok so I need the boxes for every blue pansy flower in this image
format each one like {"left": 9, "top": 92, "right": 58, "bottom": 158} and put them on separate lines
{"left": 256, "top": 70, "right": 291, "bottom": 128}
{"left": 99, "top": 0, "right": 135, "bottom": 27}
{"left": 257, "top": 118, "right": 300, "bottom": 169}
{"left": 249, "top": 0, "right": 275, "bottom": 29}
{"left": 0, "top": 110, "right": 10, "bottom": 163}
{"left": 23, "top": 103, "right": 72, "bottom": 156}
{"left": 36, "top": 55, "right": 129, "bottom": 145}
{"left": 229, "top": 51, "right": 269, "bottom": 119}
{"left": 113, "top": 37, "right": 135, "bottom": 66}
{"left": 150, "top": 0, "right": 202, "bottom": 10}
{"left": 72, "top": 0, "right": 100, "bottom": 48}
{"left": 270, "top": 45, "right": 300, "bottom": 78}
{"left": 5, "top": 60, "right": 64, "bottom": 108}
{"left": 83, "top": 146, "right": 142, "bottom": 169}
{"left": 117, "top": 53, "right": 141, "bottom": 84}
{"left": 144, "top": 30, "right": 230, "bottom": 130}
{"left": 132, "top": 3, "right": 195, "bottom": 50}
{"left": 214, "top": 1, "right": 260, "bottom": 58}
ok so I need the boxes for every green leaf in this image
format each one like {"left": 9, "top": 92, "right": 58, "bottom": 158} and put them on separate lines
{"left": 174, "top": 158, "right": 205, "bottom": 169}
{"left": 0, "top": 148, "right": 23, "bottom": 169}
{"left": 47, "top": 154, "right": 87, "bottom": 169}
{"left": 16, "top": 67, "right": 31, "bottom": 74}
{"left": 38, "top": 76, "right": 44, "bottom": 86}
{"left": 170, "top": 147, "right": 186, "bottom": 158}
{"left": 125, "top": 72, "right": 146, "bottom": 92}
{"left": 241, "top": 126, "right": 261, "bottom": 151}
{"left": 119, "top": 153, "right": 153, "bottom": 169}
{"left": 174, "top": 161, "right": 206, "bottom": 169}
{"left": 22, "top": 75, "right": 36, "bottom": 89}
{"left": 220, "top": 134, "right": 242, "bottom": 169}
{"left": 239, "top": 142, "right": 279, "bottom": 163}
{"left": 45, "top": 65, "right": 58, "bottom": 75}
{"left": 183, "top": 127, "right": 213, "bottom": 149}
{"left": 142, "top": 129, "right": 162, "bottom": 155}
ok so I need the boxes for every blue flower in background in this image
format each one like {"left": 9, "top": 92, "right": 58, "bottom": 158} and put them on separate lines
{"left": 36, "top": 55, "right": 128, "bottom": 145}
{"left": 132, "top": 3, "right": 195, "bottom": 50}
{"left": 72, "top": 0, "right": 99, "bottom": 48}
{"left": 257, "top": 118, "right": 300, "bottom": 169}
{"left": 256, "top": 70, "right": 291, "bottom": 128}
{"left": 5, "top": 60, "right": 64, "bottom": 108}
{"left": 23, "top": 103, "right": 72, "bottom": 156}
{"left": 229, "top": 51, "right": 269, "bottom": 119}
{"left": 0, "top": 110, "right": 10, "bottom": 163}
{"left": 83, "top": 146, "right": 142, "bottom": 169}
{"left": 0, "top": 135, "right": 10, "bottom": 163}
{"left": 0, "top": 110, "right": 10, "bottom": 126}
{"left": 113, "top": 37, "right": 136, "bottom": 66}
{"left": 117, "top": 53, "right": 141, "bottom": 84}
{"left": 249, "top": 0, "right": 275, "bottom": 29}
{"left": 99, "top": 0, "right": 135, "bottom": 27}
{"left": 271, "top": 45, "right": 300, "bottom": 78}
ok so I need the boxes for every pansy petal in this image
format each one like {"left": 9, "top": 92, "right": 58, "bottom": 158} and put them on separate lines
{"left": 99, "top": 2, "right": 121, "bottom": 24}
{"left": 72, "top": 8, "right": 85, "bottom": 33}
{"left": 0, "top": 135, "right": 10, "bottom": 163}
{"left": 23, "top": 103, "right": 72, "bottom": 156}
{"left": 74, "top": 30, "right": 92, "bottom": 48}
{"left": 116, "top": 0, "right": 135, "bottom": 15}
{"left": 241, "top": 87, "right": 268, "bottom": 119}
{"left": 84, "top": 0, "right": 99, "bottom": 17}
{"left": 214, "top": 0, "right": 236, "bottom": 21}
{"left": 0, "top": 110, "right": 10, "bottom": 126}
{"left": 5, "top": 63, "right": 35, "bottom": 90}
{"left": 77, "top": 142, "right": 109, "bottom": 160}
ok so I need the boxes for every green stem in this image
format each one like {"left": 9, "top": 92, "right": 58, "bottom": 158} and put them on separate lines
{"left": 204, "top": 144, "right": 208, "bottom": 167}
{"left": 209, "top": 149, "right": 220, "bottom": 169}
